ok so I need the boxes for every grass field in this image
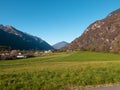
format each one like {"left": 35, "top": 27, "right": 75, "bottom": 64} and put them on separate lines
{"left": 1, "top": 51, "right": 120, "bottom": 90}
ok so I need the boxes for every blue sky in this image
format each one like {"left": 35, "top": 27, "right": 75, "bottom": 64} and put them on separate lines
{"left": 0, "top": 0, "right": 120, "bottom": 45}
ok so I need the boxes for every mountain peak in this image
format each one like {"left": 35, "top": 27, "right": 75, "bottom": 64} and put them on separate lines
{"left": 5, "top": 25, "right": 14, "bottom": 30}
{"left": 5, "top": 25, "right": 12, "bottom": 28}
{"left": 0, "top": 25, "right": 22, "bottom": 37}
{"left": 53, "top": 41, "right": 69, "bottom": 49}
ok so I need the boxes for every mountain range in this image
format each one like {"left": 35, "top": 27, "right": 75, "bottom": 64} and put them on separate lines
{"left": 1, "top": 8, "right": 120, "bottom": 52}
{"left": 53, "top": 41, "right": 69, "bottom": 49}
{"left": 0, "top": 25, "right": 53, "bottom": 50}
{"left": 63, "top": 8, "right": 120, "bottom": 53}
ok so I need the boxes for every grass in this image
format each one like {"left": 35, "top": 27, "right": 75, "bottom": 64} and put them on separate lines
{"left": 0, "top": 52, "right": 68, "bottom": 65}
{"left": 49, "top": 51, "right": 120, "bottom": 62}
{"left": 1, "top": 51, "right": 120, "bottom": 90}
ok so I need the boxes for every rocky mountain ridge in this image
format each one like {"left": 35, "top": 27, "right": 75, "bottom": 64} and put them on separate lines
{"left": 64, "top": 8, "right": 120, "bottom": 53}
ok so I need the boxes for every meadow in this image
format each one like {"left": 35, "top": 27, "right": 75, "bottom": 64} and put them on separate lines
{"left": 1, "top": 51, "right": 120, "bottom": 90}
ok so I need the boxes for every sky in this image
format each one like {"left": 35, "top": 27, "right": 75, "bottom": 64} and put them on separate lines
{"left": 0, "top": 0, "right": 120, "bottom": 45}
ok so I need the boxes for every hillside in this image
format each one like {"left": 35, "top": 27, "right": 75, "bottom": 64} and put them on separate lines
{"left": 0, "top": 25, "right": 53, "bottom": 50}
{"left": 64, "top": 8, "right": 120, "bottom": 53}
{"left": 53, "top": 41, "right": 69, "bottom": 49}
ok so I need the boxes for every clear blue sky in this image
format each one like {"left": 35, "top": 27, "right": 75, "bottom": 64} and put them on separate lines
{"left": 0, "top": 0, "right": 120, "bottom": 45}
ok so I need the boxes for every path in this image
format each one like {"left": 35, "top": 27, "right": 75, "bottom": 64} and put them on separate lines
{"left": 86, "top": 85, "right": 120, "bottom": 90}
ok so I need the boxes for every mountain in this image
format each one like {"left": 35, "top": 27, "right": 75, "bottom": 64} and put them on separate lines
{"left": 64, "top": 8, "right": 120, "bottom": 53}
{"left": 53, "top": 41, "right": 69, "bottom": 49}
{"left": 0, "top": 24, "right": 53, "bottom": 50}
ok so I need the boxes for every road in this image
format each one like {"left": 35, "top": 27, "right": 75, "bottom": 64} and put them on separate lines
{"left": 86, "top": 85, "right": 120, "bottom": 90}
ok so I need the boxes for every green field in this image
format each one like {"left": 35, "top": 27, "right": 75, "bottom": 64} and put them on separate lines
{"left": 1, "top": 51, "right": 120, "bottom": 90}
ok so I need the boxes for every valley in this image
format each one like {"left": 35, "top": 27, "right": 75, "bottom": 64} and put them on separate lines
{"left": 1, "top": 51, "right": 120, "bottom": 90}
{"left": 0, "top": 2, "right": 120, "bottom": 90}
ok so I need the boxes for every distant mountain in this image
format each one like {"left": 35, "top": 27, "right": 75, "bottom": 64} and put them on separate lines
{"left": 64, "top": 8, "right": 120, "bottom": 53}
{"left": 53, "top": 41, "right": 69, "bottom": 49}
{"left": 0, "top": 24, "right": 53, "bottom": 50}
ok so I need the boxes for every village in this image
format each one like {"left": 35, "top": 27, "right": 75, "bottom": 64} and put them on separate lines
{"left": 0, "top": 49, "right": 53, "bottom": 60}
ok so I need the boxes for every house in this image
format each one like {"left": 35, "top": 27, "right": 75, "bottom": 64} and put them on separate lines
{"left": 44, "top": 50, "right": 52, "bottom": 54}
{"left": 16, "top": 53, "right": 27, "bottom": 59}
